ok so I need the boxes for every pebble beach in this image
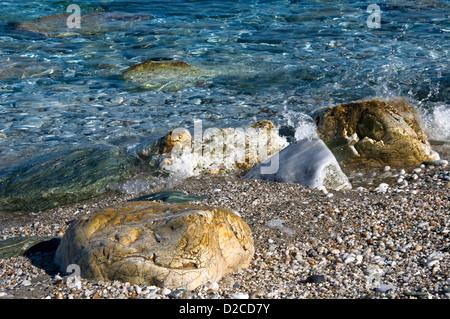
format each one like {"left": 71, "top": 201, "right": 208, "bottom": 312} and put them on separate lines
{"left": 0, "top": 0, "right": 449, "bottom": 304}
{"left": 1, "top": 144, "right": 448, "bottom": 300}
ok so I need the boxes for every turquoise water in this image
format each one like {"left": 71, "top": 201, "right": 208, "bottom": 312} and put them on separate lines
{"left": 0, "top": 0, "right": 449, "bottom": 171}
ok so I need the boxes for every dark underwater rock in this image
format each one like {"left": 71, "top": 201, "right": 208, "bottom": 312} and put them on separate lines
{"left": 0, "top": 146, "right": 133, "bottom": 212}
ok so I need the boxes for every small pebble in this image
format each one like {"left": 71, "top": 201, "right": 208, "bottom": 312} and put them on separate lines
{"left": 375, "top": 284, "right": 396, "bottom": 293}
{"left": 231, "top": 292, "right": 249, "bottom": 299}
{"left": 250, "top": 290, "right": 266, "bottom": 299}
{"left": 375, "top": 183, "right": 389, "bottom": 193}
{"left": 302, "top": 275, "right": 326, "bottom": 284}
{"left": 161, "top": 288, "right": 171, "bottom": 295}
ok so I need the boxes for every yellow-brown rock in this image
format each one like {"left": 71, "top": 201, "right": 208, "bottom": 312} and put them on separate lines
{"left": 314, "top": 99, "right": 440, "bottom": 167}
{"left": 54, "top": 201, "right": 254, "bottom": 290}
{"left": 137, "top": 128, "right": 192, "bottom": 160}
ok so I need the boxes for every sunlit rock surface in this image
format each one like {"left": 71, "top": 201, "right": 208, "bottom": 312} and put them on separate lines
{"left": 314, "top": 99, "right": 440, "bottom": 167}
{"left": 55, "top": 201, "right": 254, "bottom": 290}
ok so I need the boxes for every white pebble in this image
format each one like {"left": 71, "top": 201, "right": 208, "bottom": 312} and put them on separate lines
{"left": 433, "top": 159, "right": 448, "bottom": 167}
{"left": 231, "top": 292, "right": 249, "bottom": 299}
{"left": 375, "top": 284, "right": 396, "bottom": 293}
{"left": 134, "top": 285, "right": 142, "bottom": 295}
{"left": 318, "top": 186, "right": 328, "bottom": 194}
{"left": 161, "top": 287, "right": 171, "bottom": 295}
{"left": 207, "top": 282, "right": 219, "bottom": 292}
{"left": 417, "top": 221, "right": 429, "bottom": 227}
{"left": 426, "top": 259, "right": 439, "bottom": 268}
{"left": 376, "top": 183, "right": 389, "bottom": 193}
{"left": 344, "top": 255, "right": 356, "bottom": 264}
{"left": 356, "top": 254, "right": 363, "bottom": 264}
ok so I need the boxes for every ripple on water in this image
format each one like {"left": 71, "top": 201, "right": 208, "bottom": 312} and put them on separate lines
{"left": 0, "top": 0, "right": 448, "bottom": 170}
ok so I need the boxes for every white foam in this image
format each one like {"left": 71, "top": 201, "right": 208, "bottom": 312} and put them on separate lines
{"left": 157, "top": 125, "right": 288, "bottom": 179}
{"left": 282, "top": 108, "right": 318, "bottom": 141}
{"left": 425, "top": 104, "right": 450, "bottom": 141}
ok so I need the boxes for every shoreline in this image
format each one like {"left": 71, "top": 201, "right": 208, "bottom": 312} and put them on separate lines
{"left": 0, "top": 152, "right": 449, "bottom": 299}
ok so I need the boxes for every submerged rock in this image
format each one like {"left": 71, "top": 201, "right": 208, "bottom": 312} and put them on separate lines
{"left": 15, "top": 12, "right": 153, "bottom": 37}
{"left": 314, "top": 99, "right": 440, "bottom": 167}
{"left": 244, "top": 138, "right": 351, "bottom": 191}
{"left": 0, "top": 146, "right": 132, "bottom": 212}
{"left": 0, "top": 56, "right": 59, "bottom": 81}
{"left": 122, "top": 60, "right": 213, "bottom": 92}
{"left": 54, "top": 201, "right": 254, "bottom": 290}
{"left": 136, "top": 121, "right": 288, "bottom": 177}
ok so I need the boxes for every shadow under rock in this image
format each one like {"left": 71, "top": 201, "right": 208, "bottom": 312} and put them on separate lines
{"left": 23, "top": 237, "right": 62, "bottom": 277}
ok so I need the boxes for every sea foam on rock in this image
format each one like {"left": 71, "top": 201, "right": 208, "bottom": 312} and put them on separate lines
{"left": 136, "top": 120, "right": 289, "bottom": 178}
{"left": 54, "top": 201, "right": 254, "bottom": 290}
{"left": 244, "top": 138, "right": 351, "bottom": 191}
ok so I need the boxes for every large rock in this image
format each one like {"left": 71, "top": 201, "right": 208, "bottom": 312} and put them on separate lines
{"left": 244, "top": 138, "right": 352, "bottom": 191}
{"left": 15, "top": 12, "right": 153, "bottom": 37}
{"left": 0, "top": 146, "right": 132, "bottom": 212}
{"left": 314, "top": 99, "right": 440, "bottom": 167}
{"left": 54, "top": 201, "right": 254, "bottom": 290}
{"left": 123, "top": 60, "right": 213, "bottom": 92}
{"left": 136, "top": 121, "right": 289, "bottom": 177}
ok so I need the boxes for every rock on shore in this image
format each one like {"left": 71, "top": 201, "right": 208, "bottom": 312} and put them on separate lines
{"left": 136, "top": 120, "right": 289, "bottom": 177}
{"left": 314, "top": 99, "right": 440, "bottom": 167}
{"left": 244, "top": 137, "right": 351, "bottom": 191}
{"left": 54, "top": 201, "right": 254, "bottom": 290}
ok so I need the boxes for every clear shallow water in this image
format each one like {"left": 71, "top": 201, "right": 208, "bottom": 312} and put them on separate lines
{"left": 0, "top": 0, "right": 449, "bottom": 171}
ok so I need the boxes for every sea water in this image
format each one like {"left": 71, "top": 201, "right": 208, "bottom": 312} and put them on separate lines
{"left": 0, "top": 0, "right": 448, "bottom": 182}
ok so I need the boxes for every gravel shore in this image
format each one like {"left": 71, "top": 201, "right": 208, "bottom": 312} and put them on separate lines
{"left": 0, "top": 150, "right": 449, "bottom": 300}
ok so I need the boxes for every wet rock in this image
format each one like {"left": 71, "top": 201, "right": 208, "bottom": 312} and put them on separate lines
{"left": 244, "top": 138, "right": 351, "bottom": 191}
{"left": 123, "top": 60, "right": 213, "bottom": 92}
{"left": 127, "top": 190, "right": 206, "bottom": 203}
{"left": 136, "top": 121, "right": 288, "bottom": 177}
{"left": 0, "top": 146, "right": 133, "bottom": 212}
{"left": 302, "top": 275, "right": 326, "bottom": 284}
{"left": 314, "top": 99, "right": 440, "bottom": 167}
{"left": 54, "top": 201, "right": 254, "bottom": 290}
